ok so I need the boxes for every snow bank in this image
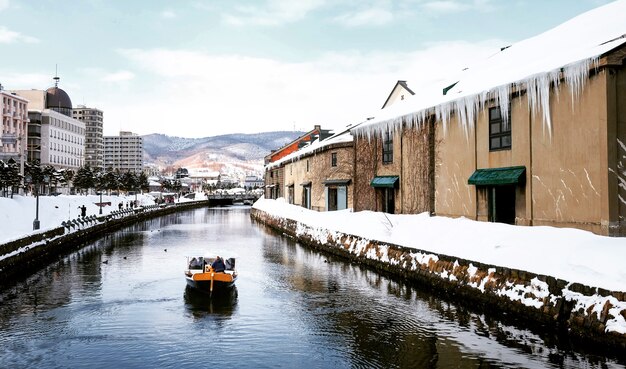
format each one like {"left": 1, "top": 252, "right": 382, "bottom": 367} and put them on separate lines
{"left": 252, "top": 197, "right": 626, "bottom": 292}
{"left": 0, "top": 194, "right": 156, "bottom": 245}
{"left": 253, "top": 197, "right": 626, "bottom": 336}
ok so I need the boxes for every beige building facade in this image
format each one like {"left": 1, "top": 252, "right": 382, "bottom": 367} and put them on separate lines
{"left": 282, "top": 140, "right": 353, "bottom": 211}
{"left": 352, "top": 43, "right": 626, "bottom": 236}
{"left": 434, "top": 52, "right": 626, "bottom": 235}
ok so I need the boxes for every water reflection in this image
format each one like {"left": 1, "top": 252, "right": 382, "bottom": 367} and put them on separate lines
{"left": 183, "top": 286, "right": 239, "bottom": 319}
{"left": 0, "top": 208, "right": 623, "bottom": 369}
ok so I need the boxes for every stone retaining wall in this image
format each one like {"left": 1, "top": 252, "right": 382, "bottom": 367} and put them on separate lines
{"left": 250, "top": 208, "right": 626, "bottom": 349}
{"left": 0, "top": 201, "right": 210, "bottom": 286}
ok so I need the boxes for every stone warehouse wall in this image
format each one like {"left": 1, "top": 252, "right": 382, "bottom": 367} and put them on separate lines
{"left": 0, "top": 201, "right": 210, "bottom": 286}
{"left": 250, "top": 208, "right": 626, "bottom": 349}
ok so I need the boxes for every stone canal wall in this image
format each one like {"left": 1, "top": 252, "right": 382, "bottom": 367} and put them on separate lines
{"left": 250, "top": 208, "right": 626, "bottom": 349}
{"left": 0, "top": 201, "right": 210, "bottom": 286}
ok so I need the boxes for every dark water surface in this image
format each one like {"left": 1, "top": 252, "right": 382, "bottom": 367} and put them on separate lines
{"left": 0, "top": 207, "right": 624, "bottom": 368}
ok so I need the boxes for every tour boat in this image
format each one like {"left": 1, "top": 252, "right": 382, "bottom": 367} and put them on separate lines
{"left": 184, "top": 256, "right": 238, "bottom": 294}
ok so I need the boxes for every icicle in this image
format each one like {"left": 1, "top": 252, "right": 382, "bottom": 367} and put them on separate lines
{"left": 494, "top": 84, "right": 511, "bottom": 130}
{"left": 563, "top": 57, "right": 597, "bottom": 108}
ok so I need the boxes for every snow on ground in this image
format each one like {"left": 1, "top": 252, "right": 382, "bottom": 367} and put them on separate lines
{"left": 0, "top": 193, "right": 162, "bottom": 245}
{"left": 253, "top": 198, "right": 626, "bottom": 293}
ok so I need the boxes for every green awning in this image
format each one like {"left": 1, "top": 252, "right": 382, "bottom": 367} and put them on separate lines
{"left": 468, "top": 166, "right": 526, "bottom": 186}
{"left": 370, "top": 176, "right": 399, "bottom": 188}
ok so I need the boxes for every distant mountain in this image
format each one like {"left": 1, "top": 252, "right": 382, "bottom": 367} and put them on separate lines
{"left": 142, "top": 131, "right": 303, "bottom": 178}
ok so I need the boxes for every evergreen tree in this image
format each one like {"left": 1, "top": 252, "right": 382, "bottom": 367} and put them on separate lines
{"left": 42, "top": 164, "right": 57, "bottom": 195}
{"left": 103, "top": 168, "right": 120, "bottom": 194}
{"left": 73, "top": 165, "right": 95, "bottom": 194}
{"left": 6, "top": 158, "right": 21, "bottom": 198}
{"left": 0, "top": 160, "right": 7, "bottom": 197}
{"left": 161, "top": 179, "right": 172, "bottom": 192}
{"left": 138, "top": 172, "right": 149, "bottom": 193}
{"left": 25, "top": 160, "right": 44, "bottom": 195}
{"left": 121, "top": 171, "right": 138, "bottom": 193}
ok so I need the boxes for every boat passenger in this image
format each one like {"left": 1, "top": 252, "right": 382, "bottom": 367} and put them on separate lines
{"left": 189, "top": 257, "right": 201, "bottom": 269}
{"left": 211, "top": 256, "right": 226, "bottom": 273}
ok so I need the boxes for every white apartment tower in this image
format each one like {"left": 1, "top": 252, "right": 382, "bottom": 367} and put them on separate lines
{"left": 104, "top": 131, "right": 143, "bottom": 173}
{"left": 73, "top": 105, "right": 103, "bottom": 169}
{"left": 0, "top": 85, "right": 29, "bottom": 175}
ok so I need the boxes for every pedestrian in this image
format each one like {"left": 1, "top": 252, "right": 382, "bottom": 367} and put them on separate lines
{"left": 79, "top": 205, "right": 87, "bottom": 218}
{"left": 118, "top": 202, "right": 123, "bottom": 210}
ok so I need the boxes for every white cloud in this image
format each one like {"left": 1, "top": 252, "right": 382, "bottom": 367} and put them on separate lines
{"left": 421, "top": 0, "right": 494, "bottom": 13}
{"left": 0, "top": 0, "right": 9, "bottom": 12}
{"left": 107, "top": 40, "right": 503, "bottom": 137}
{"left": 0, "top": 72, "right": 51, "bottom": 88}
{"left": 421, "top": 1, "right": 469, "bottom": 13}
{"left": 221, "top": 0, "right": 327, "bottom": 26}
{"left": 333, "top": 7, "right": 394, "bottom": 27}
{"left": 160, "top": 10, "right": 176, "bottom": 19}
{"left": 0, "top": 26, "right": 39, "bottom": 43}
{"left": 101, "top": 70, "right": 135, "bottom": 82}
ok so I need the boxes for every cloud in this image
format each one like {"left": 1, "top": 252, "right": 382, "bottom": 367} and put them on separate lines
{"left": 0, "top": 0, "right": 9, "bottom": 12}
{"left": 108, "top": 40, "right": 503, "bottom": 137}
{"left": 160, "top": 10, "right": 176, "bottom": 19}
{"left": 421, "top": 0, "right": 494, "bottom": 13}
{"left": 0, "top": 72, "right": 51, "bottom": 88}
{"left": 0, "top": 26, "right": 39, "bottom": 43}
{"left": 101, "top": 70, "right": 135, "bottom": 82}
{"left": 333, "top": 7, "right": 394, "bottom": 27}
{"left": 221, "top": 0, "right": 327, "bottom": 26}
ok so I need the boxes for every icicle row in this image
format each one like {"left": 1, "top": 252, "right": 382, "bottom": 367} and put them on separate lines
{"left": 352, "top": 57, "right": 599, "bottom": 143}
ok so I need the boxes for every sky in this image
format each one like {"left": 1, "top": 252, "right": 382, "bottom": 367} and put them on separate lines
{"left": 0, "top": 0, "right": 614, "bottom": 138}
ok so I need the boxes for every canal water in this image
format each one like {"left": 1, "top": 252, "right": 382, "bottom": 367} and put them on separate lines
{"left": 0, "top": 207, "right": 624, "bottom": 369}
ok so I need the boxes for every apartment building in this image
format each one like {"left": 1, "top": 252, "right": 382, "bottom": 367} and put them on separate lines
{"left": 73, "top": 105, "right": 104, "bottom": 170}
{"left": 104, "top": 131, "right": 144, "bottom": 173}
{"left": 0, "top": 86, "right": 29, "bottom": 174}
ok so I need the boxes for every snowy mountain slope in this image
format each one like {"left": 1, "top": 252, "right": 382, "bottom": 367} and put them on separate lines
{"left": 143, "top": 131, "right": 303, "bottom": 173}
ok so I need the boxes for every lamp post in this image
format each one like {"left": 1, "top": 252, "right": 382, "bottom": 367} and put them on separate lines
{"left": 25, "top": 174, "right": 40, "bottom": 230}
{"left": 33, "top": 184, "right": 40, "bottom": 230}
{"left": 98, "top": 191, "right": 103, "bottom": 215}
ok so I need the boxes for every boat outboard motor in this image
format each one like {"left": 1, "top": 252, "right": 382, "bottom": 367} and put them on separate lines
{"left": 225, "top": 258, "right": 236, "bottom": 270}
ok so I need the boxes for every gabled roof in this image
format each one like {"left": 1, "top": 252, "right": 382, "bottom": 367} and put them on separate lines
{"left": 265, "top": 122, "right": 361, "bottom": 170}
{"left": 353, "top": 0, "right": 626, "bottom": 138}
{"left": 381, "top": 80, "right": 415, "bottom": 109}
{"left": 265, "top": 125, "right": 332, "bottom": 164}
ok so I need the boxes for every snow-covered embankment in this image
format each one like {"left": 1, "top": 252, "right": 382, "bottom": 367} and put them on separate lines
{"left": 251, "top": 198, "right": 626, "bottom": 348}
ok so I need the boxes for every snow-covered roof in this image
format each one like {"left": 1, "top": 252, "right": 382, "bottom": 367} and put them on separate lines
{"left": 353, "top": 0, "right": 626, "bottom": 138}
{"left": 188, "top": 170, "right": 220, "bottom": 178}
{"left": 265, "top": 123, "right": 358, "bottom": 170}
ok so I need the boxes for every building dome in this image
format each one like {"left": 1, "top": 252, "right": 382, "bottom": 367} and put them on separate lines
{"left": 45, "top": 86, "right": 73, "bottom": 110}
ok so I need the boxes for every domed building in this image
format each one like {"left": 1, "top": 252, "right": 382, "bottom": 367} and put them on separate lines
{"left": 45, "top": 85, "right": 73, "bottom": 117}
{"left": 12, "top": 77, "right": 86, "bottom": 172}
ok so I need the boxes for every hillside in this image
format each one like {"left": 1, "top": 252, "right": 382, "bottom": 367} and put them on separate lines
{"left": 142, "top": 131, "right": 304, "bottom": 177}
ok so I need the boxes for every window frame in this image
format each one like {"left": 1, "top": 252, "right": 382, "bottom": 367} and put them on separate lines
{"left": 489, "top": 106, "right": 511, "bottom": 151}
{"left": 382, "top": 130, "right": 393, "bottom": 164}
{"left": 331, "top": 152, "right": 337, "bottom": 167}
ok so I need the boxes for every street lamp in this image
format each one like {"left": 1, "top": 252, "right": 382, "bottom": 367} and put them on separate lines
{"left": 25, "top": 174, "right": 41, "bottom": 230}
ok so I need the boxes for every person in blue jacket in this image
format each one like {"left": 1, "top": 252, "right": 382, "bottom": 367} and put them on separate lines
{"left": 211, "top": 256, "right": 226, "bottom": 273}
